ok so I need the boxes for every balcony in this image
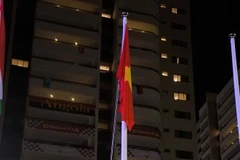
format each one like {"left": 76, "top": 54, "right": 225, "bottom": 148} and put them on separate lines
{"left": 40, "top": 0, "right": 101, "bottom": 13}
{"left": 22, "top": 139, "right": 95, "bottom": 160}
{"left": 33, "top": 38, "right": 99, "bottom": 67}
{"left": 132, "top": 66, "right": 160, "bottom": 91}
{"left": 127, "top": 47, "right": 160, "bottom": 72}
{"left": 28, "top": 77, "right": 97, "bottom": 104}
{"left": 221, "top": 139, "right": 240, "bottom": 160}
{"left": 24, "top": 117, "right": 95, "bottom": 145}
{"left": 27, "top": 96, "right": 95, "bottom": 124}
{"left": 116, "top": 124, "right": 161, "bottom": 148}
{"left": 133, "top": 85, "right": 160, "bottom": 110}
{"left": 30, "top": 58, "right": 98, "bottom": 85}
{"left": 34, "top": 20, "right": 99, "bottom": 49}
{"left": 117, "top": 105, "right": 161, "bottom": 129}
{"left": 118, "top": 28, "right": 159, "bottom": 54}
{"left": 119, "top": 0, "right": 159, "bottom": 20}
{"left": 36, "top": 2, "right": 101, "bottom": 32}
{"left": 116, "top": 145, "right": 161, "bottom": 160}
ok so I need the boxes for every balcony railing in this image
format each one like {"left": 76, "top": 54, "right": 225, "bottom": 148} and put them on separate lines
{"left": 23, "top": 139, "right": 95, "bottom": 160}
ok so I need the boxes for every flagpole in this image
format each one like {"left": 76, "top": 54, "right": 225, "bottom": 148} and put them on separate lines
{"left": 229, "top": 33, "right": 240, "bottom": 143}
{"left": 110, "top": 12, "right": 128, "bottom": 160}
{"left": 121, "top": 12, "right": 128, "bottom": 160}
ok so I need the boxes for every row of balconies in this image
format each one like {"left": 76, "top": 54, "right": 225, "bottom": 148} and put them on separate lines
{"left": 22, "top": 115, "right": 161, "bottom": 160}
{"left": 22, "top": 139, "right": 161, "bottom": 160}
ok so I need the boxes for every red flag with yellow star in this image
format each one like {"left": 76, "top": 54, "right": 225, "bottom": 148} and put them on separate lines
{"left": 116, "top": 18, "right": 134, "bottom": 131}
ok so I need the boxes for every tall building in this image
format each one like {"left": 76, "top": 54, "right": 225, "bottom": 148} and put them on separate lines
{"left": 197, "top": 74, "right": 240, "bottom": 160}
{"left": 197, "top": 93, "right": 220, "bottom": 160}
{"left": 217, "top": 76, "right": 240, "bottom": 160}
{"left": 0, "top": 0, "right": 197, "bottom": 160}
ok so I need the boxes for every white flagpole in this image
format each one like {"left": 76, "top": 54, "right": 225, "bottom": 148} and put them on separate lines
{"left": 110, "top": 12, "right": 128, "bottom": 160}
{"left": 121, "top": 12, "right": 128, "bottom": 160}
{"left": 229, "top": 33, "right": 240, "bottom": 143}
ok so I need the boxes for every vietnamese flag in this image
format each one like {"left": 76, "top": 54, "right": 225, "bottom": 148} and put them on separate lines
{"left": 116, "top": 16, "right": 134, "bottom": 131}
{"left": 0, "top": 0, "right": 5, "bottom": 115}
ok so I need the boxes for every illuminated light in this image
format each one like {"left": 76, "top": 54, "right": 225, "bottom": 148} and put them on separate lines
{"left": 101, "top": 13, "right": 111, "bottom": 19}
{"left": 161, "top": 53, "right": 168, "bottom": 59}
{"left": 161, "top": 37, "right": 167, "bottom": 41}
{"left": 171, "top": 8, "right": 178, "bottom": 14}
{"left": 71, "top": 98, "right": 75, "bottom": 101}
{"left": 56, "top": 5, "right": 60, "bottom": 7}
{"left": 231, "top": 131, "right": 233, "bottom": 133}
{"left": 141, "top": 30, "right": 145, "bottom": 33}
{"left": 177, "top": 57, "right": 180, "bottom": 64}
{"left": 160, "top": 4, "right": 166, "bottom": 8}
{"left": 75, "top": 42, "right": 78, "bottom": 45}
{"left": 129, "top": 28, "right": 132, "bottom": 30}
{"left": 232, "top": 142, "right": 234, "bottom": 145}
{"left": 100, "top": 65, "right": 110, "bottom": 72}
{"left": 76, "top": 9, "right": 79, "bottom": 11}
{"left": 50, "top": 94, "right": 53, "bottom": 98}
{"left": 173, "top": 74, "right": 181, "bottom": 82}
{"left": 55, "top": 38, "right": 58, "bottom": 41}
{"left": 162, "top": 71, "right": 168, "bottom": 76}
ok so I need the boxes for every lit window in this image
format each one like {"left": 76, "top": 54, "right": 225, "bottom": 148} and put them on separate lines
{"left": 100, "top": 65, "right": 110, "bottom": 72}
{"left": 173, "top": 74, "right": 181, "bottom": 82}
{"left": 162, "top": 71, "right": 168, "bottom": 76}
{"left": 174, "top": 92, "right": 187, "bottom": 100}
{"left": 102, "top": 13, "right": 111, "bottom": 19}
{"left": 161, "top": 53, "right": 168, "bottom": 59}
{"left": 160, "top": 4, "right": 166, "bottom": 8}
{"left": 11, "top": 58, "right": 29, "bottom": 68}
{"left": 161, "top": 37, "right": 167, "bottom": 41}
{"left": 172, "top": 8, "right": 178, "bottom": 14}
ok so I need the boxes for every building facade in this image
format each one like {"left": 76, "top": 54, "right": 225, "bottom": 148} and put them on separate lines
{"left": 0, "top": 0, "right": 197, "bottom": 160}
{"left": 197, "top": 74, "right": 240, "bottom": 160}
{"left": 197, "top": 93, "right": 220, "bottom": 160}
{"left": 217, "top": 77, "right": 240, "bottom": 160}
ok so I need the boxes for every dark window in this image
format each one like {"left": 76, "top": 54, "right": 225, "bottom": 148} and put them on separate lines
{"left": 176, "top": 150, "right": 193, "bottom": 159}
{"left": 175, "top": 111, "right": 191, "bottom": 119}
{"left": 161, "top": 20, "right": 167, "bottom": 24}
{"left": 181, "top": 75, "right": 189, "bottom": 82}
{"left": 164, "top": 128, "right": 170, "bottom": 132}
{"left": 164, "top": 149, "right": 171, "bottom": 153}
{"left": 137, "top": 85, "right": 143, "bottom": 94}
{"left": 178, "top": 8, "right": 187, "bottom": 14}
{"left": 172, "top": 56, "right": 188, "bottom": 65}
{"left": 163, "top": 109, "right": 169, "bottom": 113}
{"left": 172, "top": 40, "right": 187, "bottom": 48}
{"left": 175, "top": 130, "right": 192, "bottom": 139}
{"left": 171, "top": 23, "right": 187, "bottom": 31}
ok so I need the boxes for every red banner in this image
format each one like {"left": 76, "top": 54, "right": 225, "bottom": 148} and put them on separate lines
{"left": 118, "top": 124, "right": 161, "bottom": 139}
{"left": 27, "top": 117, "right": 95, "bottom": 135}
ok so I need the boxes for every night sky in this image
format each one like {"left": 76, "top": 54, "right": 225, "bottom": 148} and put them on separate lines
{"left": 191, "top": 0, "right": 240, "bottom": 114}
